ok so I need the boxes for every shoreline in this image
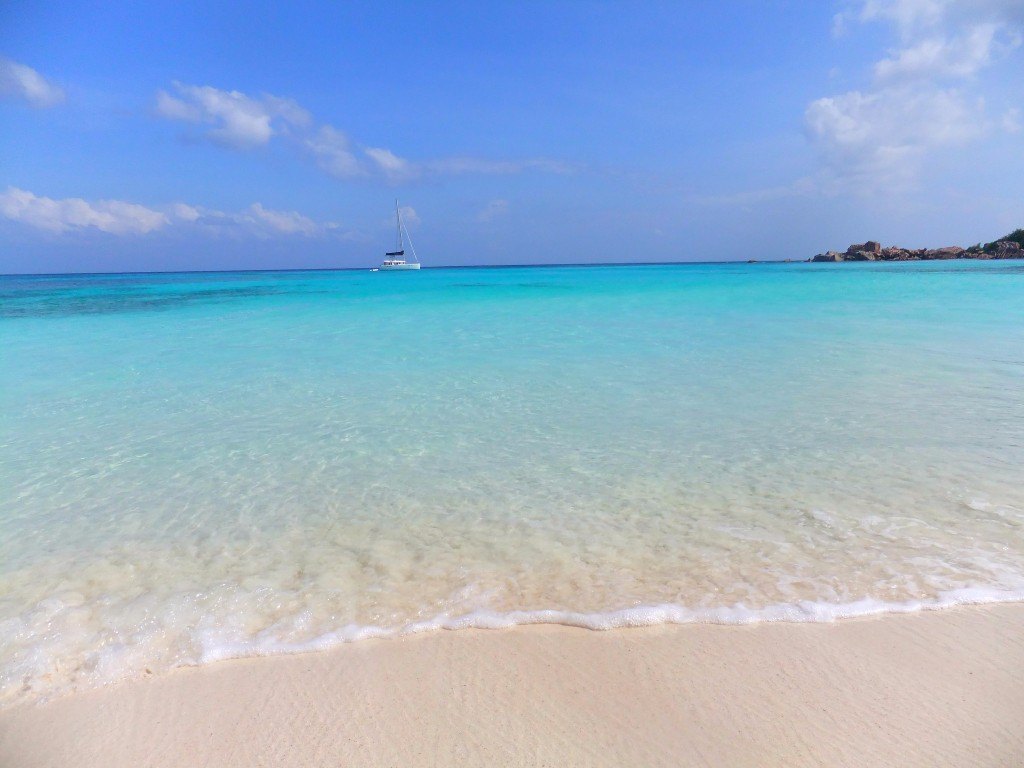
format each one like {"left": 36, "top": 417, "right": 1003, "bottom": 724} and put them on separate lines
{"left": 6, "top": 588, "right": 1024, "bottom": 709}
{"left": 3, "top": 602, "right": 1023, "bottom": 767}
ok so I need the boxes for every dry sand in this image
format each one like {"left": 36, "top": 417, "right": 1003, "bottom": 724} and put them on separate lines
{"left": 2, "top": 603, "right": 1023, "bottom": 767}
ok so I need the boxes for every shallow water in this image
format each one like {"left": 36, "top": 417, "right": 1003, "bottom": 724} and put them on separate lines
{"left": 2, "top": 261, "right": 1024, "bottom": 704}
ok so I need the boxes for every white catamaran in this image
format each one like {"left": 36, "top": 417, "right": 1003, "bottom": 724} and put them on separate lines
{"left": 377, "top": 200, "right": 421, "bottom": 271}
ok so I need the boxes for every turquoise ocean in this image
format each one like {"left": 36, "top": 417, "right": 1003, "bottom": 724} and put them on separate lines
{"left": 3, "top": 260, "right": 1024, "bottom": 704}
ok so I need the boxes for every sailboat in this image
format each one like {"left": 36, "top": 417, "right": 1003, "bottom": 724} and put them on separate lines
{"left": 377, "top": 200, "right": 421, "bottom": 271}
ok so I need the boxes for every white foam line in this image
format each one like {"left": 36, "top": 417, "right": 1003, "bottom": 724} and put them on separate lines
{"left": 195, "top": 587, "right": 1024, "bottom": 666}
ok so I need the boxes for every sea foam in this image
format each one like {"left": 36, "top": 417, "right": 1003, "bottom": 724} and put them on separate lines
{"left": 6, "top": 587, "right": 1024, "bottom": 708}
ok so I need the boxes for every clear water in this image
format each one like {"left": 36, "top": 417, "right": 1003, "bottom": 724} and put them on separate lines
{"left": 2, "top": 261, "right": 1024, "bottom": 704}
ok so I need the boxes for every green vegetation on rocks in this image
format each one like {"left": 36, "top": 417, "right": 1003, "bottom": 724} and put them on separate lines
{"left": 996, "top": 229, "right": 1024, "bottom": 248}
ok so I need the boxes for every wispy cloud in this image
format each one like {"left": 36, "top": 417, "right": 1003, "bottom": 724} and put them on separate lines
{"left": 245, "top": 203, "right": 324, "bottom": 235}
{"left": 0, "top": 186, "right": 340, "bottom": 238}
{"left": 688, "top": 178, "right": 815, "bottom": 207}
{"left": 425, "top": 157, "right": 577, "bottom": 175}
{"left": 179, "top": 202, "right": 342, "bottom": 238}
{"left": 304, "top": 126, "right": 364, "bottom": 178}
{"left": 873, "top": 23, "right": 1004, "bottom": 80}
{"left": 364, "top": 147, "right": 417, "bottom": 181}
{"left": 0, "top": 58, "right": 64, "bottom": 108}
{"left": 155, "top": 81, "right": 573, "bottom": 182}
{"left": 155, "top": 82, "right": 311, "bottom": 149}
{"left": 396, "top": 205, "right": 420, "bottom": 228}
{"left": 837, "top": 0, "right": 950, "bottom": 36}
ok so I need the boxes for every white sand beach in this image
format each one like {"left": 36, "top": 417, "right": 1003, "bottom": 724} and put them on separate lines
{"left": 3, "top": 603, "right": 1022, "bottom": 768}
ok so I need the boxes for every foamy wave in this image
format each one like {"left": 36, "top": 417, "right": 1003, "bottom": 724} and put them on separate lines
{"left": 4, "top": 583, "right": 1024, "bottom": 710}
{"left": 199, "top": 587, "right": 1024, "bottom": 665}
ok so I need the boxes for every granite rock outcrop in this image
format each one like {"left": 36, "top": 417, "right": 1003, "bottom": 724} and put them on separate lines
{"left": 811, "top": 230, "right": 1023, "bottom": 262}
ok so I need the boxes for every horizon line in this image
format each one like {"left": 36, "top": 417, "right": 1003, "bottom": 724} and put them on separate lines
{"left": 0, "top": 258, "right": 803, "bottom": 279}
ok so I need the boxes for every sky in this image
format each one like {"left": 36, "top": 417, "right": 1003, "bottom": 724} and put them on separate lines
{"left": 1, "top": 0, "right": 1022, "bottom": 273}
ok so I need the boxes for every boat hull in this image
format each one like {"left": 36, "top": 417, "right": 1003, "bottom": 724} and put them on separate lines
{"left": 378, "top": 262, "right": 421, "bottom": 270}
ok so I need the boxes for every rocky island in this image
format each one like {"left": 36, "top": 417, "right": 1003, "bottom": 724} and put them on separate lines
{"left": 812, "top": 229, "right": 1024, "bottom": 262}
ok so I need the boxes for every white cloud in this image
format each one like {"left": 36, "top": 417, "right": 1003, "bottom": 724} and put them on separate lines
{"left": 155, "top": 80, "right": 574, "bottom": 181}
{"left": 171, "top": 203, "right": 201, "bottom": 222}
{"left": 359, "top": 152, "right": 577, "bottom": 182}
{"left": 305, "top": 126, "right": 363, "bottom": 178}
{"left": 0, "top": 187, "right": 167, "bottom": 234}
{"left": 245, "top": 203, "right": 323, "bottom": 235}
{"left": 365, "top": 147, "right": 417, "bottom": 181}
{"left": 398, "top": 206, "right": 420, "bottom": 226}
{"left": 0, "top": 187, "right": 339, "bottom": 238}
{"left": 261, "top": 95, "right": 313, "bottom": 129}
{"left": 854, "top": 0, "right": 951, "bottom": 34}
{"left": 154, "top": 90, "right": 200, "bottom": 121}
{"left": 0, "top": 58, "right": 64, "bottom": 107}
{"left": 853, "top": 0, "right": 1024, "bottom": 35}
{"left": 874, "top": 23, "right": 1002, "bottom": 80}
{"left": 806, "top": 87, "right": 985, "bottom": 186}
{"left": 175, "top": 202, "right": 339, "bottom": 237}
{"left": 155, "top": 82, "right": 310, "bottom": 149}
{"left": 808, "top": 1, "right": 1022, "bottom": 189}
{"left": 477, "top": 199, "right": 510, "bottom": 221}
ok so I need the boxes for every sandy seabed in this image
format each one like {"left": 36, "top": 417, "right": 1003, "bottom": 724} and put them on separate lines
{"left": 2, "top": 603, "right": 1023, "bottom": 768}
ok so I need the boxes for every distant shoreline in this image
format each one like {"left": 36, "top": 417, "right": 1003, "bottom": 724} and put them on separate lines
{"left": 812, "top": 230, "right": 1023, "bottom": 262}
{"left": 5, "top": 246, "right": 1024, "bottom": 279}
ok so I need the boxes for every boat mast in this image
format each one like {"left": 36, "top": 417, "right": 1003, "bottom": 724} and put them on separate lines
{"left": 395, "top": 199, "right": 403, "bottom": 254}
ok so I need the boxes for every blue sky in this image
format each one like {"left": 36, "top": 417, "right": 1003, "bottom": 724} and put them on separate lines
{"left": 1, "top": 0, "right": 1022, "bottom": 273}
